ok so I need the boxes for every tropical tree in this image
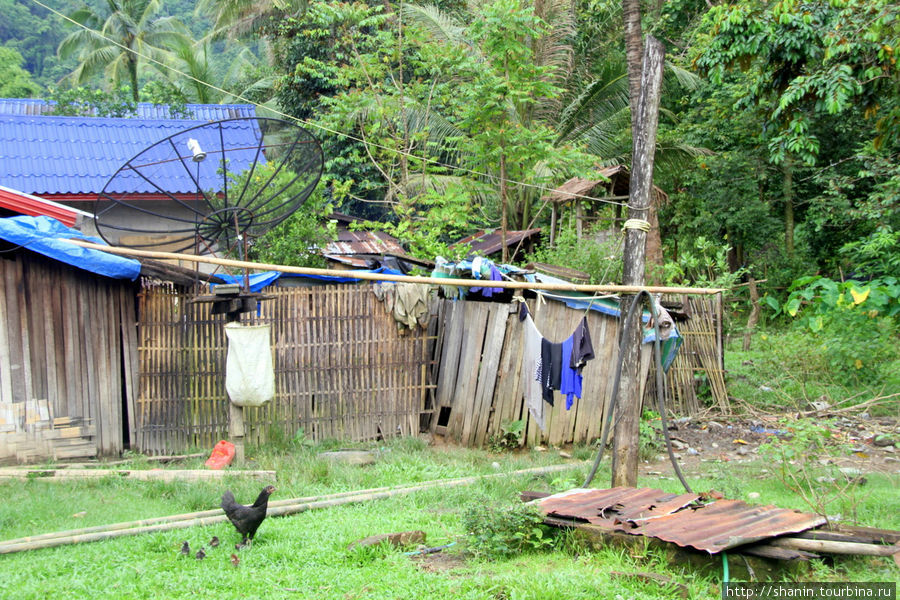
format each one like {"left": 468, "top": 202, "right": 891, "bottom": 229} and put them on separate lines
{"left": 149, "top": 36, "right": 276, "bottom": 104}
{"left": 196, "top": 0, "right": 306, "bottom": 40}
{"left": 57, "top": 0, "right": 190, "bottom": 101}
{"left": 0, "top": 46, "right": 42, "bottom": 97}
{"left": 691, "top": 0, "right": 899, "bottom": 266}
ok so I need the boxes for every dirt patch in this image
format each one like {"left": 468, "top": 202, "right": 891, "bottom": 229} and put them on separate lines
{"left": 642, "top": 415, "right": 900, "bottom": 476}
{"left": 411, "top": 550, "right": 468, "bottom": 573}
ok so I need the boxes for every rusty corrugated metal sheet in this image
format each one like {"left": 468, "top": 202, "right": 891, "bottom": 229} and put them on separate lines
{"left": 453, "top": 229, "right": 541, "bottom": 256}
{"left": 537, "top": 487, "right": 826, "bottom": 554}
{"left": 325, "top": 230, "right": 405, "bottom": 256}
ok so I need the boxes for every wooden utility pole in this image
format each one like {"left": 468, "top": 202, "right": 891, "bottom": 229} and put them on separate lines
{"left": 611, "top": 36, "right": 665, "bottom": 488}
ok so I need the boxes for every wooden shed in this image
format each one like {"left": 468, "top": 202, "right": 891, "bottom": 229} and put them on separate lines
{"left": 0, "top": 220, "right": 141, "bottom": 462}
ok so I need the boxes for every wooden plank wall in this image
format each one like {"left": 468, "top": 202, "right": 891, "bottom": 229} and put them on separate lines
{"left": 0, "top": 251, "right": 134, "bottom": 459}
{"left": 432, "top": 294, "right": 726, "bottom": 448}
{"left": 433, "top": 297, "right": 626, "bottom": 448}
{"left": 135, "top": 283, "right": 435, "bottom": 454}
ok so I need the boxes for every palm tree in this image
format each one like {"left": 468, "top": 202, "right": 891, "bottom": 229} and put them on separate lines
{"left": 58, "top": 0, "right": 189, "bottom": 102}
{"left": 153, "top": 36, "right": 277, "bottom": 105}
{"left": 195, "top": 0, "right": 306, "bottom": 40}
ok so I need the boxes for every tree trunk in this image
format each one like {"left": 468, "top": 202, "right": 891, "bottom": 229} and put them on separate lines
{"left": 128, "top": 58, "right": 139, "bottom": 103}
{"left": 611, "top": 36, "right": 665, "bottom": 489}
{"left": 500, "top": 152, "right": 509, "bottom": 264}
{"left": 623, "top": 0, "right": 644, "bottom": 116}
{"left": 742, "top": 277, "right": 759, "bottom": 352}
{"left": 783, "top": 160, "right": 794, "bottom": 257}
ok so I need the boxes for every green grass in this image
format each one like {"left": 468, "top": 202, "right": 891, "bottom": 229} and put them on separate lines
{"left": 1, "top": 437, "right": 897, "bottom": 600}
{"left": 724, "top": 328, "right": 900, "bottom": 414}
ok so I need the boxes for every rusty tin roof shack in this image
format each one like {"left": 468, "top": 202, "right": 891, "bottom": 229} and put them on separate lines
{"left": 544, "top": 166, "right": 668, "bottom": 272}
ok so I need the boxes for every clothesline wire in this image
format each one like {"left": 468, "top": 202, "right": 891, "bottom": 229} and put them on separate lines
{"left": 29, "top": 0, "right": 635, "bottom": 210}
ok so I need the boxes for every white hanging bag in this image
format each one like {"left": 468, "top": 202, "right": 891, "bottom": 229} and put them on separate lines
{"left": 224, "top": 323, "right": 275, "bottom": 407}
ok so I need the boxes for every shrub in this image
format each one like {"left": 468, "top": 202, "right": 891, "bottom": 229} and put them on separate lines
{"left": 462, "top": 501, "right": 556, "bottom": 560}
{"left": 764, "top": 276, "right": 900, "bottom": 384}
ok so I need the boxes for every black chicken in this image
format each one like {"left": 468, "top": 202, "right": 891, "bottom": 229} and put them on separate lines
{"left": 221, "top": 485, "right": 275, "bottom": 548}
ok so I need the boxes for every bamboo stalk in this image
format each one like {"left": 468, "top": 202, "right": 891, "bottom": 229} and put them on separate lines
{"left": 61, "top": 239, "right": 722, "bottom": 295}
{"left": 0, "top": 463, "right": 582, "bottom": 554}
{"left": 769, "top": 537, "right": 900, "bottom": 557}
{"left": 0, "top": 469, "right": 275, "bottom": 481}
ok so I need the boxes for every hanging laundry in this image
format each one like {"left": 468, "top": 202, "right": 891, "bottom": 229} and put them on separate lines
{"left": 559, "top": 336, "right": 581, "bottom": 410}
{"left": 520, "top": 305, "right": 596, "bottom": 431}
{"left": 539, "top": 338, "right": 563, "bottom": 405}
{"left": 571, "top": 317, "right": 595, "bottom": 369}
{"left": 373, "top": 282, "right": 432, "bottom": 329}
{"left": 431, "top": 256, "right": 465, "bottom": 300}
{"left": 470, "top": 257, "right": 504, "bottom": 297}
{"left": 519, "top": 309, "right": 545, "bottom": 431}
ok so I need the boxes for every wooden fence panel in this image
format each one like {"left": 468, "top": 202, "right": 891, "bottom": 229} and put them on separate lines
{"left": 432, "top": 294, "right": 723, "bottom": 448}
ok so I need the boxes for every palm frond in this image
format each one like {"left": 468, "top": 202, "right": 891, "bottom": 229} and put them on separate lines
{"left": 664, "top": 62, "right": 702, "bottom": 92}
{"left": 58, "top": 29, "right": 105, "bottom": 60}
{"left": 555, "top": 69, "right": 630, "bottom": 145}
{"left": 400, "top": 4, "right": 470, "bottom": 49}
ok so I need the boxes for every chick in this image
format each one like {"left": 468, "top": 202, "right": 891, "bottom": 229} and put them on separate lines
{"left": 230, "top": 553, "right": 240, "bottom": 567}
{"left": 180, "top": 541, "right": 191, "bottom": 556}
{"left": 209, "top": 536, "right": 220, "bottom": 548}
{"left": 196, "top": 548, "right": 206, "bottom": 560}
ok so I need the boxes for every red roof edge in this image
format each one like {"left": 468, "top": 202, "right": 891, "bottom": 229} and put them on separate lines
{"left": 0, "top": 186, "right": 91, "bottom": 228}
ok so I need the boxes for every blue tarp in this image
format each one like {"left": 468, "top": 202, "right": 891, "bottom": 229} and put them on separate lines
{"left": 212, "top": 267, "right": 405, "bottom": 293}
{"left": 0, "top": 216, "right": 141, "bottom": 280}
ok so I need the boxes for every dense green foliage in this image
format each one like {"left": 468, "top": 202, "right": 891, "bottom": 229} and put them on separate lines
{"left": 0, "top": 46, "right": 42, "bottom": 97}
{"left": 2, "top": 0, "right": 898, "bottom": 357}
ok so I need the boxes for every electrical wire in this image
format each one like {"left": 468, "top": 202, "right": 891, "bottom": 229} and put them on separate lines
{"left": 29, "top": 0, "right": 634, "bottom": 210}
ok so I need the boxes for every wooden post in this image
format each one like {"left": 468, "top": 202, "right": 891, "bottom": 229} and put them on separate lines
{"left": 229, "top": 403, "right": 245, "bottom": 464}
{"left": 611, "top": 36, "right": 665, "bottom": 488}
{"left": 549, "top": 203, "right": 557, "bottom": 245}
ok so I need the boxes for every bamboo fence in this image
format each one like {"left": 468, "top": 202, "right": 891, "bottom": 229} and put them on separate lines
{"left": 135, "top": 283, "right": 436, "bottom": 455}
{"left": 647, "top": 294, "right": 730, "bottom": 415}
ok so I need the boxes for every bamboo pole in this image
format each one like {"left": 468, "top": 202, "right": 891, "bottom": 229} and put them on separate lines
{"left": 0, "top": 462, "right": 582, "bottom": 554}
{"left": 0, "top": 469, "right": 275, "bottom": 481}
{"left": 769, "top": 537, "right": 900, "bottom": 557}
{"left": 60, "top": 239, "right": 722, "bottom": 296}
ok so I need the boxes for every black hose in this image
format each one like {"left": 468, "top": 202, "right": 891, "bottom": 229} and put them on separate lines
{"left": 647, "top": 295, "right": 693, "bottom": 493}
{"left": 582, "top": 291, "right": 692, "bottom": 493}
{"left": 582, "top": 292, "right": 644, "bottom": 487}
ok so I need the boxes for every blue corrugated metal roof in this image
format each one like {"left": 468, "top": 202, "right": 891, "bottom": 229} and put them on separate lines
{"left": 0, "top": 113, "right": 263, "bottom": 196}
{"left": 0, "top": 98, "right": 257, "bottom": 120}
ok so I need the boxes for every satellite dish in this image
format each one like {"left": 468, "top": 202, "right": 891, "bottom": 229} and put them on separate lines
{"left": 93, "top": 117, "right": 323, "bottom": 260}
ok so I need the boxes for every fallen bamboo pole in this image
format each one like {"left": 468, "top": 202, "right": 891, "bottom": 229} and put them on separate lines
{"left": 0, "top": 469, "right": 276, "bottom": 481}
{"left": 0, "top": 485, "right": 421, "bottom": 546}
{"left": 0, "top": 463, "right": 582, "bottom": 554}
{"left": 6, "top": 453, "right": 208, "bottom": 469}
{"left": 769, "top": 537, "right": 900, "bottom": 557}
{"left": 61, "top": 239, "right": 723, "bottom": 296}
{"left": 1, "top": 471, "right": 512, "bottom": 546}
